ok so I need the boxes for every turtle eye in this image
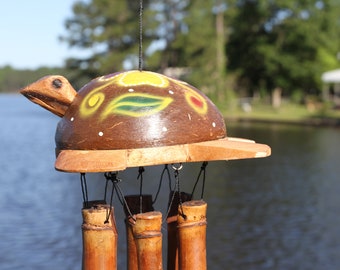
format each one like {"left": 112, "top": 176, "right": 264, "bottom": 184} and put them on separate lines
{"left": 52, "top": 79, "right": 63, "bottom": 89}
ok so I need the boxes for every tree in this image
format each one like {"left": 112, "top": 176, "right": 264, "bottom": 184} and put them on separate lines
{"left": 226, "top": 0, "right": 340, "bottom": 98}
{"left": 145, "top": 0, "right": 190, "bottom": 69}
{"left": 179, "top": 0, "right": 227, "bottom": 99}
{"left": 155, "top": 0, "right": 237, "bottom": 101}
{"left": 60, "top": 0, "right": 152, "bottom": 76}
{"left": 0, "top": 66, "right": 69, "bottom": 93}
{"left": 61, "top": 0, "right": 237, "bottom": 103}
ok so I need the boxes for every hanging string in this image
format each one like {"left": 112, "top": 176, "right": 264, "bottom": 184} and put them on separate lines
{"left": 80, "top": 173, "right": 89, "bottom": 208}
{"left": 153, "top": 164, "right": 172, "bottom": 204}
{"left": 104, "top": 172, "right": 118, "bottom": 223}
{"left": 191, "top": 161, "right": 208, "bottom": 199}
{"left": 104, "top": 174, "right": 110, "bottom": 203}
{"left": 104, "top": 172, "right": 122, "bottom": 205}
{"left": 137, "top": 167, "right": 145, "bottom": 213}
{"left": 164, "top": 184, "right": 177, "bottom": 221}
{"left": 172, "top": 163, "right": 187, "bottom": 220}
{"left": 138, "top": 0, "right": 144, "bottom": 71}
{"left": 104, "top": 172, "right": 136, "bottom": 221}
{"left": 103, "top": 172, "right": 136, "bottom": 223}
{"left": 115, "top": 182, "right": 136, "bottom": 220}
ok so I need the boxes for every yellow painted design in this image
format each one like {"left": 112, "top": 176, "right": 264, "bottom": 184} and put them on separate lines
{"left": 116, "top": 71, "right": 169, "bottom": 88}
{"left": 79, "top": 74, "right": 121, "bottom": 117}
{"left": 80, "top": 88, "right": 105, "bottom": 117}
{"left": 101, "top": 93, "right": 173, "bottom": 118}
{"left": 89, "top": 95, "right": 100, "bottom": 107}
{"left": 79, "top": 71, "right": 171, "bottom": 118}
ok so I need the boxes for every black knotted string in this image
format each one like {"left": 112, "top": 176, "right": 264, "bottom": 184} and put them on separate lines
{"left": 153, "top": 164, "right": 172, "bottom": 205}
{"left": 191, "top": 161, "right": 208, "bottom": 199}
{"left": 171, "top": 163, "right": 186, "bottom": 220}
{"left": 103, "top": 172, "right": 116, "bottom": 223}
{"left": 137, "top": 167, "right": 145, "bottom": 213}
{"left": 80, "top": 173, "right": 89, "bottom": 208}
{"left": 104, "top": 172, "right": 136, "bottom": 223}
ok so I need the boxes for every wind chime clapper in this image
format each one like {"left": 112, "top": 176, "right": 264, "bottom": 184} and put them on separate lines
{"left": 20, "top": 70, "right": 271, "bottom": 270}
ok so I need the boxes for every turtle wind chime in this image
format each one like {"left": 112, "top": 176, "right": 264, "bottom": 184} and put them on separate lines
{"left": 20, "top": 2, "right": 270, "bottom": 270}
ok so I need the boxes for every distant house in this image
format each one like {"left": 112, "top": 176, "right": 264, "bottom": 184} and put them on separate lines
{"left": 321, "top": 69, "right": 340, "bottom": 107}
{"left": 163, "top": 67, "right": 191, "bottom": 79}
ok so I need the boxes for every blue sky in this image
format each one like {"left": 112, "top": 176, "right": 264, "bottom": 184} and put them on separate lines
{"left": 0, "top": 0, "right": 84, "bottom": 69}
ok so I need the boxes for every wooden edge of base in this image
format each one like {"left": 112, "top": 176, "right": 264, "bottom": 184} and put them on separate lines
{"left": 55, "top": 138, "right": 271, "bottom": 173}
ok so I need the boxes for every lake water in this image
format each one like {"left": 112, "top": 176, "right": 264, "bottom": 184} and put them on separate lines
{"left": 1, "top": 94, "right": 340, "bottom": 270}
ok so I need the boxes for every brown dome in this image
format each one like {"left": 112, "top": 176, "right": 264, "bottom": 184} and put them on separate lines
{"left": 21, "top": 70, "right": 270, "bottom": 173}
{"left": 55, "top": 70, "right": 226, "bottom": 151}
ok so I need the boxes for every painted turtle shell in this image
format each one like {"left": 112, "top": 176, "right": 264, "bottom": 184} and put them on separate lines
{"left": 56, "top": 70, "right": 226, "bottom": 151}
{"left": 21, "top": 70, "right": 270, "bottom": 172}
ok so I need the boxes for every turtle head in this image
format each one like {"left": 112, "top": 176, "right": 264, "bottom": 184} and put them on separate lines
{"left": 20, "top": 75, "right": 77, "bottom": 117}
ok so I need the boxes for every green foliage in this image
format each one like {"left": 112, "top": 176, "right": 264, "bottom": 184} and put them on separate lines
{"left": 0, "top": 65, "right": 66, "bottom": 93}
{"left": 4, "top": 0, "right": 340, "bottom": 105}
{"left": 60, "top": 0, "right": 154, "bottom": 76}
{"left": 7, "top": 0, "right": 334, "bottom": 103}
{"left": 227, "top": 0, "right": 340, "bottom": 96}
{"left": 60, "top": 1, "right": 227, "bottom": 84}
{"left": 0, "top": 66, "right": 90, "bottom": 93}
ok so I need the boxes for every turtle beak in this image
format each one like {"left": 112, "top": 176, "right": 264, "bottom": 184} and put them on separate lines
{"left": 20, "top": 87, "right": 70, "bottom": 117}
{"left": 20, "top": 76, "right": 77, "bottom": 117}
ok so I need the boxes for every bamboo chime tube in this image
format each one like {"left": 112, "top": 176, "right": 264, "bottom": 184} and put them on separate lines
{"left": 167, "top": 191, "right": 192, "bottom": 270}
{"left": 126, "top": 221, "right": 138, "bottom": 270}
{"left": 124, "top": 195, "right": 154, "bottom": 270}
{"left": 130, "top": 211, "right": 163, "bottom": 270}
{"left": 81, "top": 203, "right": 118, "bottom": 270}
{"left": 177, "top": 200, "right": 207, "bottom": 270}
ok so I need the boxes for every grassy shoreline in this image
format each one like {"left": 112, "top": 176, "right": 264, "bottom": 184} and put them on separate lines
{"left": 222, "top": 102, "right": 340, "bottom": 127}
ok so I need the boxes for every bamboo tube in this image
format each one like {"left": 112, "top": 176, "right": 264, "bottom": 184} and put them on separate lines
{"left": 167, "top": 192, "right": 192, "bottom": 270}
{"left": 82, "top": 202, "right": 118, "bottom": 270}
{"left": 126, "top": 221, "right": 138, "bottom": 270}
{"left": 177, "top": 200, "right": 207, "bottom": 270}
{"left": 124, "top": 195, "right": 154, "bottom": 270}
{"left": 130, "top": 211, "right": 163, "bottom": 270}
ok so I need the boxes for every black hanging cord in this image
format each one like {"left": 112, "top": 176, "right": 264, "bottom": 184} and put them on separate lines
{"left": 191, "top": 161, "right": 208, "bottom": 199}
{"left": 104, "top": 172, "right": 136, "bottom": 222}
{"left": 153, "top": 164, "right": 172, "bottom": 204}
{"left": 80, "top": 173, "right": 89, "bottom": 208}
{"left": 172, "top": 163, "right": 186, "bottom": 220}
{"left": 137, "top": 167, "right": 145, "bottom": 213}
{"left": 104, "top": 173, "right": 110, "bottom": 203}
{"left": 115, "top": 182, "right": 135, "bottom": 220}
{"left": 164, "top": 182, "right": 177, "bottom": 221}
{"left": 104, "top": 172, "right": 118, "bottom": 223}
{"left": 138, "top": 0, "right": 144, "bottom": 71}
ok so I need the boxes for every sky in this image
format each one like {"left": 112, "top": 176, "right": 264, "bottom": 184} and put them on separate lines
{"left": 0, "top": 0, "right": 85, "bottom": 69}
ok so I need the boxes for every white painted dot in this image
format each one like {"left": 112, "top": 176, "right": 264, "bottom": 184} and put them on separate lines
{"left": 70, "top": 117, "right": 74, "bottom": 122}
{"left": 128, "top": 88, "right": 134, "bottom": 92}
{"left": 98, "top": 131, "right": 104, "bottom": 136}
{"left": 169, "top": 90, "right": 174, "bottom": 95}
{"left": 212, "top": 122, "right": 216, "bottom": 127}
{"left": 162, "top": 126, "right": 168, "bottom": 132}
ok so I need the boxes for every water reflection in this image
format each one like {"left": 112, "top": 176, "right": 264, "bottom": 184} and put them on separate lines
{"left": 206, "top": 123, "right": 340, "bottom": 269}
{"left": 0, "top": 95, "right": 82, "bottom": 269}
{"left": 1, "top": 95, "right": 340, "bottom": 269}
